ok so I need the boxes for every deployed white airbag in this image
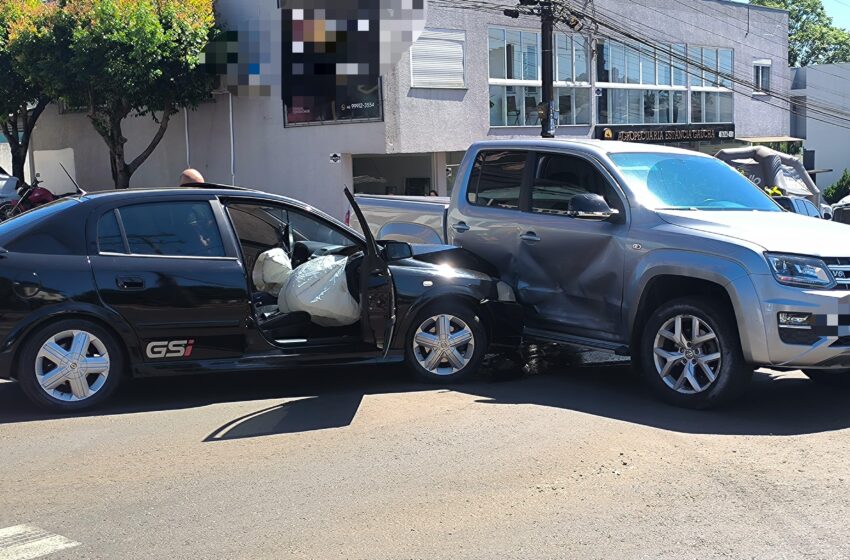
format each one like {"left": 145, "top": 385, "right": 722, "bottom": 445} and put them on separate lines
{"left": 252, "top": 248, "right": 293, "bottom": 296}
{"left": 280, "top": 255, "right": 361, "bottom": 327}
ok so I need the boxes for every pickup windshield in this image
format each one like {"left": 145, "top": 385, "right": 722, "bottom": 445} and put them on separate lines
{"left": 610, "top": 153, "right": 783, "bottom": 212}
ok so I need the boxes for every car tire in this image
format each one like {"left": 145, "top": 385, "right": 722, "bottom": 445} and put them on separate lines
{"left": 17, "top": 319, "right": 125, "bottom": 412}
{"left": 802, "top": 369, "right": 850, "bottom": 386}
{"left": 405, "top": 301, "right": 488, "bottom": 384}
{"left": 639, "top": 297, "right": 752, "bottom": 409}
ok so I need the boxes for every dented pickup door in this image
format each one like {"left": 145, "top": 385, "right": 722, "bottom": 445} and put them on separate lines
{"left": 451, "top": 147, "right": 628, "bottom": 339}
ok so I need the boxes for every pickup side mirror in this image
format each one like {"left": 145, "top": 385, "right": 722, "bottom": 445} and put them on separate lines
{"left": 382, "top": 240, "right": 414, "bottom": 261}
{"left": 568, "top": 193, "right": 619, "bottom": 221}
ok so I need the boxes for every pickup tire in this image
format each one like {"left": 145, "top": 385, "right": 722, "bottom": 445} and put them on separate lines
{"left": 638, "top": 297, "right": 752, "bottom": 409}
{"left": 802, "top": 369, "right": 850, "bottom": 385}
{"left": 405, "top": 302, "right": 487, "bottom": 384}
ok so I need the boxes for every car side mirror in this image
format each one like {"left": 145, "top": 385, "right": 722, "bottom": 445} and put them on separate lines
{"left": 382, "top": 240, "right": 413, "bottom": 261}
{"left": 568, "top": 193, "right": 619, "bottom": 221}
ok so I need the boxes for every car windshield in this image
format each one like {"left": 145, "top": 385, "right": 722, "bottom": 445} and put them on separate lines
{"left": 610, "top": 153, "right": 783, "bottom": 212}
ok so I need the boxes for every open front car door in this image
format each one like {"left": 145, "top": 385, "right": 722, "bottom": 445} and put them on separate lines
{"left": 344, "top": 188, "right": 396, "bottom": 353}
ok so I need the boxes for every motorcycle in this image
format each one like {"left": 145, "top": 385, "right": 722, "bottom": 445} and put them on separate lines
{"left": 0, "top": 174, "right": 70, "bottom": 221}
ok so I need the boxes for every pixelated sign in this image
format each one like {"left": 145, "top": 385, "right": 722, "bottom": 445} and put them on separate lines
{"left": 203, "top": 0, "right": 427, "bottom": 126}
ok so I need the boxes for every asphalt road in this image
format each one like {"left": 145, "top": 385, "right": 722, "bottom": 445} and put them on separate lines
{"left": 2, "top": 363, "right": 850, "bottom": 560}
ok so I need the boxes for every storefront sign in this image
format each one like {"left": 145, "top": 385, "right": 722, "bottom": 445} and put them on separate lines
{"left": 595, "top": 124, "right": 736, "bottom": 144}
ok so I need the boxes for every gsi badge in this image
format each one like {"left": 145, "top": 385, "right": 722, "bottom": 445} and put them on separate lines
{"left": 146, "top": 340, "right": 195, "bottom": 359}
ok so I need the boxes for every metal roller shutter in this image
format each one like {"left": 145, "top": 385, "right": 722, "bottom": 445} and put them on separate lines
{"left": 410, "top": 29, "right": 466, "bottom": 88}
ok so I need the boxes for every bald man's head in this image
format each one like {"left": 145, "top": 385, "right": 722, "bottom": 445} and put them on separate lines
{"left": 180, "top": 169, "right": 205, "bottom": 186}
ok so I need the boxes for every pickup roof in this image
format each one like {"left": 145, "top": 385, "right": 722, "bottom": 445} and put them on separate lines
{"left": 354, "top": 138, "right": 850, "bottom": 409}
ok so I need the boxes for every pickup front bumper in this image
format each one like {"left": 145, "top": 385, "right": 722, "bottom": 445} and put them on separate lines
{"left": 745, "top": 273, "right": 850, "bottom": 369}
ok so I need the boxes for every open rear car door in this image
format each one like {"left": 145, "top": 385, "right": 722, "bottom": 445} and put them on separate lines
{"left": 344, "top": 188, "right": 395, "bottom": 353}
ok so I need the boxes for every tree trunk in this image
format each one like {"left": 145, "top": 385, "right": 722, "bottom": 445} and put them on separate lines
{"left": 1, "top": 100, "right": 49, "bottom": 186}
{"left": 92, "top": 103, "right": 173, "bottom": 190}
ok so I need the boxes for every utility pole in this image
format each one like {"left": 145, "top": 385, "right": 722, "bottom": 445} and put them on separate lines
{"left": 540, "top": 1, "right": 556, "bottom": 138}
{"left": 505, "top": 0, "right": 557, "bottom": 138}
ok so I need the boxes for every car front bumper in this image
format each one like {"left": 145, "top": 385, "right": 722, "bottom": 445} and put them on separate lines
{"left": 748, "top": 273, "right": 850, "bottom": 369}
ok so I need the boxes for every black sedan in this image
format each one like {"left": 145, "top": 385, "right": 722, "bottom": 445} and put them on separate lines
{"left": 0, "top": 185, "right": 521, "bottom": 411}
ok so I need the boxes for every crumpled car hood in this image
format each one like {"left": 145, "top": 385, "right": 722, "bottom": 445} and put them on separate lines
{"left": 659, "top": 210, "right": 850, "bottom": 257}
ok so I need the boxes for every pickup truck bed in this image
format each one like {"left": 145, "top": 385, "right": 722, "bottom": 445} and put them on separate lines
{"left": 352, "top": 194, "right": 449, "bottom": 244}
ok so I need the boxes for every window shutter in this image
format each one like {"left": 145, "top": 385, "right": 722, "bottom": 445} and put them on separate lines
{"left": 410, "top": 29, "right": 466, "bottom": 88}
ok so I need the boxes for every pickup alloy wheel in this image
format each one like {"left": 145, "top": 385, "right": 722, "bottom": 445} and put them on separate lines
{"left": 406, "top": 303, "right": 487, "bottom": 383}
{"left": 652, "top": 314, "right": 721, "bottom": 395}
{"left": 639, "top": 297, "right": 752, "bottom": 409}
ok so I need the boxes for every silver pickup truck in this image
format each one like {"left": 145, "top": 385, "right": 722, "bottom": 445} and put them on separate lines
{"left": 353, "top": 139, "right": 850, "bottom": 408}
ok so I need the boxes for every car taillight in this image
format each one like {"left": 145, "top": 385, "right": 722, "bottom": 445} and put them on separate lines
{"left": 344, "top": 209, "right": 351, "bottom": 226}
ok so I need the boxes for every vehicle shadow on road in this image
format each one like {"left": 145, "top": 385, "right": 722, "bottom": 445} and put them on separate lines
{"left": 0, "top": 363, "right": 848, "bottom": 437}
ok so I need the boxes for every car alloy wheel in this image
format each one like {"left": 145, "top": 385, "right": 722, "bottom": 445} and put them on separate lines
{"left": 652, "top": 314, "right": 722, "bottom": 395}
{"left": 35, "top": 329, "right": 111, "bottom": 402}
{"left": 412, "top": 314, "right": 476, "bottom": 376}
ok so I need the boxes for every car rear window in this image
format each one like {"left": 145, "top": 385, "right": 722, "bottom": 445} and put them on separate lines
{"left": 112, "top": 202, "right": 226, "bottom": 257}
{"left": 97, "top": 211, "right": 126, "bottom": 253}
{"left": 0, "top": 199, "right": 83, "bottom": 255}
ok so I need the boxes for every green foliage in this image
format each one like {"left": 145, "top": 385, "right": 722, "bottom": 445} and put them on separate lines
{"left": 0, "top": 0, "right": 56, "bottom": 182}
{"left": 12, "top": 0, "right": 217, "bottom": 187}
{"left": 824, "top": 169, "right": 850, "bottom": 204}
{"left": 751, "top": 0, "right": 850, "bottom": 67}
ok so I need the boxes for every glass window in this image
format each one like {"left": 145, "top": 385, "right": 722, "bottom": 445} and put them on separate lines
{"left": 610, "top": 41, "right": 626, "bottom": 83}
{"left": 574, "top": 36, "right": 589, "bottom": 82}
{"left": 672, "top": 44, "right": 687, "bottom": 86}
{"left": 506, "top": 86, "right": 522, "bottom": 125}
{"left": 597, "top": 39, "right": 610, "bottom": 82}
{"left": 673, "top": 91, "right": 687, "bottom": 123}
{"left": 531, "top": 153, "right": 617, "bottom": 215}
{"left": 524, "top": 86, "right": 542, "bottom": 126}
{"left": 488, "top": 29, "right": 506, "bottom": 79}
{"left": 658, "top": 90, "right": 671, "bottom": 124}
{"left": 691, "top": 91, "right": 703, "bottom": 123}
{"left": 522, "top": 32, "right": 538, "bottom": 81}
{"left": 628, "top": 89, "right": 643, "bottom": 123}
{"left": 612, "top": 89, "right": 627, "bottom": 124}
{"left": 702, "top": 48, "right": 718, "bottom": 87}
{"left": 755, "top": 64, "right": 771, "bottom": 92}
{"left": 641, "top": 46, "right": 656, "bottom": 84}
{"left": 704, "top": 91, "right": 718, "bottom": 123}
{"left": 119, "top": 202, "right": 225, "bottom": 257}
{"left": 689, "top": 47, "right": 702, "bottom": 87}
{"left": 489, "top": 85, "right": 506, "bottom": 126}
{"left": 98, "top": 211, "right": 125, "bottom": 254}
{"left": 558, "top": 89, "right": 574, "bottom": 125}
{"left": 575, "top": 88, "right": 590, "bottom": 124}
{"left": 557, "top": 34, "right": 573, "bottom": 82}
{"left": 506, "top": 30, "right": 522, "bottom": 80}
{"left": 718, "top": 91, "right": 733, "bottom": 122}
{"left": 468, "top": 151, "right": 526, "bottom": 209}
{"left": 718, "top": 49, "right": 733, "bottom": 88}
{"left": 657, "top": 45, "right": 672, "bottom": 86}
{"left": 643, "top": 90, "right": 659, "bottom": 124}
{"left": 610, "top": 153, "right": 784, "bottom": 212}
{"left": 626, "top": 45, "right": 640, "bottom": 84}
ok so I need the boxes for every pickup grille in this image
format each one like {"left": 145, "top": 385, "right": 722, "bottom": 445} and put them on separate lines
{"left": 822, "top": 258, "right": 850, "bottom": 290}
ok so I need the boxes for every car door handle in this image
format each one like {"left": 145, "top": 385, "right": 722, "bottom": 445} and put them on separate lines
{"left": 116, "top": 277, "right": 145, "bottom": 290}
{"left": 520, "top": 232, "right": 541, "bottom": 242}
{"left": 452, "top": 222, "right": 470, "bottom": 233}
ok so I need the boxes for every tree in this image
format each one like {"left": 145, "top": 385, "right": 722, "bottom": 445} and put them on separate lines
{"left": 0, "top": 0, "right": 55, "bottom": 184}
{"left": 824, "top": 169, "right": 850, "bottom": 204}
{"left": 24, "top": 0, "right": 216, "bottom": 189}
{"left": 751, "top": 0, "right": 850, "bottom": 67}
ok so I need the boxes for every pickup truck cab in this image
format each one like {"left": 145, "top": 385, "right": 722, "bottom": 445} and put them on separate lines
{"left": 355, "top": 139, "right": 850, "bottom": 408}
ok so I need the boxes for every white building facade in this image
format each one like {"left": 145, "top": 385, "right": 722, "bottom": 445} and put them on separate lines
{"left": 26, "top": 0, "right": 791, "bottom": 218}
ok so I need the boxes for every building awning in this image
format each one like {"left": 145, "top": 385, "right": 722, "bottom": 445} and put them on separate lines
{"left": 737, "top": 136, "right": 804, "bottom": 143}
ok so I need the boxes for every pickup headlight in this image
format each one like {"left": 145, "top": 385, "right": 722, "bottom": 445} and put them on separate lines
{"left": 766, "top": 253, "right": 835, "bottom": 288}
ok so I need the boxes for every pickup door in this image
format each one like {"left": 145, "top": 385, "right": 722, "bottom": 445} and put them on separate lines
{"left": 449, "top": 149, "right": 628, "bottom": 341}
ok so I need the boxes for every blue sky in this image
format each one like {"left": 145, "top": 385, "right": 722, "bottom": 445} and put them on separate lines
{"left": 823, "top": 0, "right": 850, "bottom": 30}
